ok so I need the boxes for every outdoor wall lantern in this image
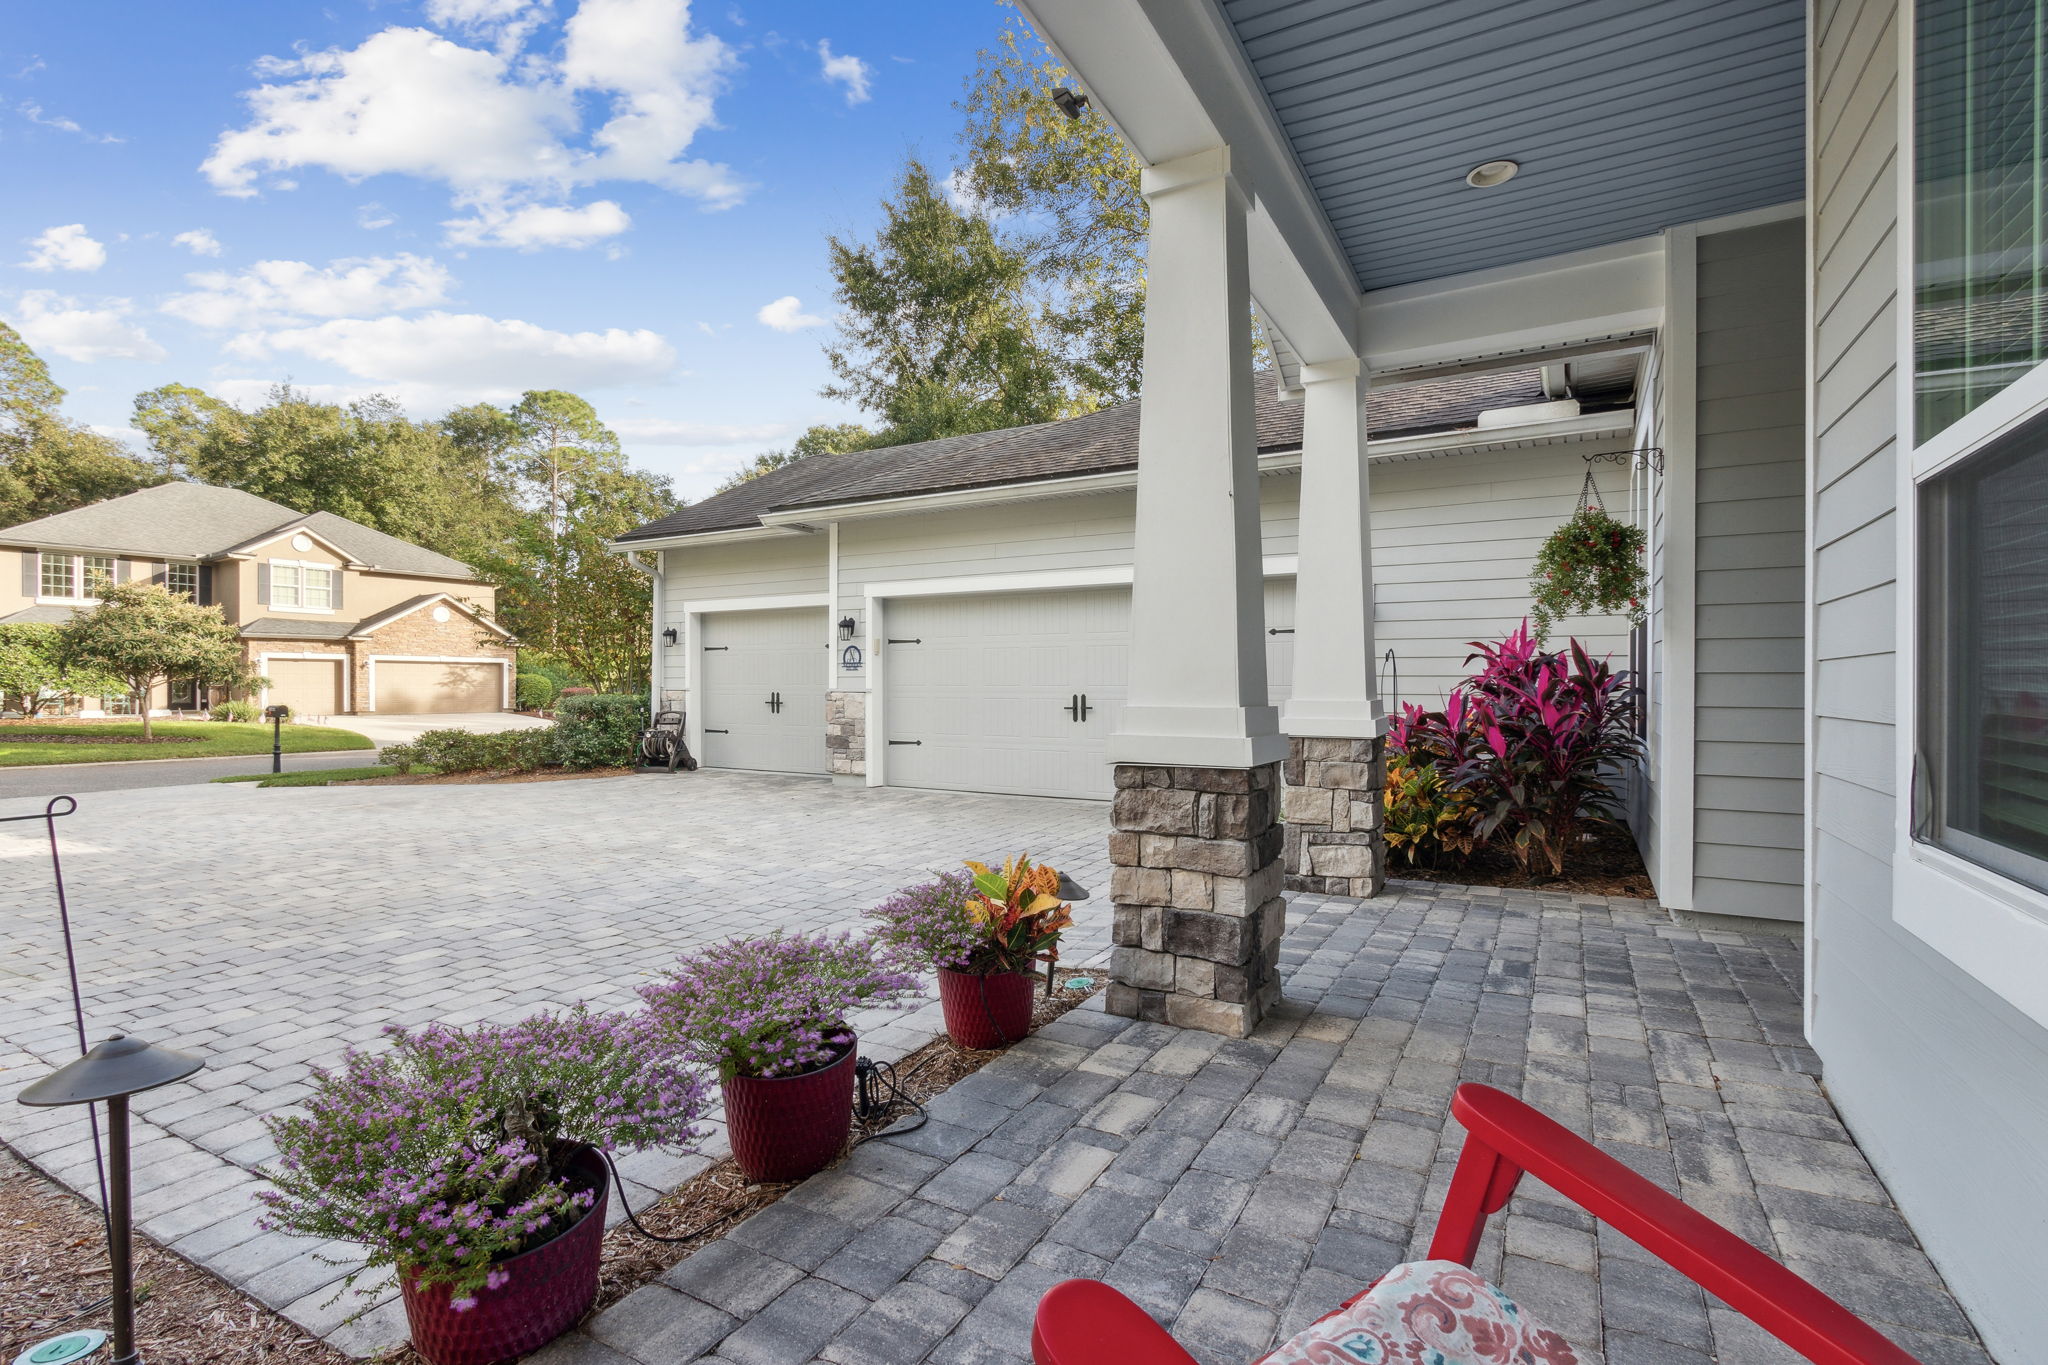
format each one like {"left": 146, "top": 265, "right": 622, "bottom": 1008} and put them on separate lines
{"left": 662, "top": 627, "right": 679, "bottom": 645}
{"left": 1050, "top": 86, "right": 1090, "bottom": 120}
{"left": 838, "top": 616, "right": 858, "bottom": 641}
{"left": 18, "top": 1034, "right": 206, "bottom": 1365}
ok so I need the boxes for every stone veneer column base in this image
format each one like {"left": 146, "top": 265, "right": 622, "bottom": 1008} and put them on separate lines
{"left": 1106, "top": 762, "right": 1285, "bottom": 1038}
{"left": 826, "top": 691, "right": 865, "bottom": 777}
{"left": 1282, "top": 736, "right": 1388, "bottom": 898}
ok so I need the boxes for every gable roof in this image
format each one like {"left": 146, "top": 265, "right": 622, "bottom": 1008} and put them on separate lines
{"left": 0, "top": 482, "right": 480, "bottom": 581}
{"left": 350, "top": 591, "right": 514, "bottom": 639}
{"left": 621, "top": 366, "right": 1573, "bottom": 543}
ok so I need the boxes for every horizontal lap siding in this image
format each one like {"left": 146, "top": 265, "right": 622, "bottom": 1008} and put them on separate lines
{"left": 660, "top": 537, "right": 827, "bottom": 693}
{"left": 1693, "top": 218, "right": 1807, "bottom": 919}
{"left": 1809, "top": 0, "right": 2048, "bottom": 1354}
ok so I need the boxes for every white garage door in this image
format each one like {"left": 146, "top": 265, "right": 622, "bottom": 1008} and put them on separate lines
{"left": 881, "top": 588, "right": 1129, "bottom": 800}
{"left": 267, "top": 658, "right": 343, "bottom": 716}
{"left": 699, "top": 607, "right": 828, "bottom": 774}
{"left": 377, "top": 660, "right": 504, "bottom": 713}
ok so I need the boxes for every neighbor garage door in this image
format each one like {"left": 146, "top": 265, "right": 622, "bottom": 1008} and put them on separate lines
{"left": 267, "top": 658, "right": 344, "bottom": 716}
{"left": 376, "top": 660, "right": 504, "bottom": 713}
{"left": 881, "top": 588, "right": 1129, "bottom": 800}
{"left": 698, "top": 607, "right": 828, "bottom": 774}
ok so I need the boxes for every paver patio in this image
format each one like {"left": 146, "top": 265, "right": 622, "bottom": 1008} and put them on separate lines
{"left": 0, "top": 772, "right": 1114, "bottom": 1354}
{"left": 535, "top": 884, "right": 1995, "bottom": 1365}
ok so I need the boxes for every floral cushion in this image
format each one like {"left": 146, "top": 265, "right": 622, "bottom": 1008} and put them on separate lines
{"left": 1255, "top": 1260, "right": 1580, "bottom": 1365}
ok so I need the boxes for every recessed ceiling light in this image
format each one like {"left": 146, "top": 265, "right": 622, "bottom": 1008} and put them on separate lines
{"left": 1465, "top": 159, "right": 1520, "bottom": 188}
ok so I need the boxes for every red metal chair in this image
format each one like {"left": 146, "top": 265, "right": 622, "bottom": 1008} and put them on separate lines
{"left": 1032, "top": 1082, "right": 1922, "bottom": 1365}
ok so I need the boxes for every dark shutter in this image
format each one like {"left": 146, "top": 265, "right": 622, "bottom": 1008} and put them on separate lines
{"left": 331, "top": 570, "right": 343, "bottom": 611}
{"left": 256, "top": 562, "right": 270, "bottom": 606}
{"left": 198, "top": 564, "right": 214, "bottom": 606}
{"left": 21, "top": 550, "right": 36, "bottom": 597}
{"left": 150, "top": 561, "right": 167, "bottom": 586}
{"left": 115, "top": 558, "right": 132, "bottom": 584}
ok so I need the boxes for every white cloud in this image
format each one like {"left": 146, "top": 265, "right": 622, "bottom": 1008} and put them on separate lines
{"left": 87, "top": 423, "right": 148, "bottom": 450}
{"left": 424, "top": 0, "right": 552, "bottom": 51}
{"left": 230, "top": 310, "right": 675, "bottom": 392}
{"left": 443, "top": 199, "right": 630, "bottom": 249}
{"left": 817, "top": 41, "right": 871, "bottom": 106}
{"left": 202, "top": 0, "right": 743, "bottom": 239}
{"left": 610, "top": 416, "right": 793, "bottom": 445}
{"left": 357, "top": 202, "right": 397, "bottom": 230}
{"left": 6, "top": 291, "right": 165, "bottom": 362}
{"left": 173, "top": 229, "right": 224, "bottom": 257}
{"left": 162, "top": 254, "right": 454, "bottom": 330}
{"left": 19, "top": 224, "right": 107, "bottom": 273}
{"left": 756, "top": 295, "right": 824, "bottom": 332}
{"left": 19, "top": 100, "right": 122, "bottom": 143}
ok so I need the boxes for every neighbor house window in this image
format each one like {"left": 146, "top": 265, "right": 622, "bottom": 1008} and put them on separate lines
{"left": 271, "top": 561, "right": 335, "bottom": 610}
{"left": 1914, "top": 0, "right": 2048, "bottom": 441}
{"left": 39, "top": 552, "right": 115, "bottom": 599}
{"left": 165, "top": 562, "right": 199, "bottom": 599}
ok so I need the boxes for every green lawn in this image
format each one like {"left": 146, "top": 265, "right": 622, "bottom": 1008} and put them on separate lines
{"left": 213, "top": 764, "right": 409, "bottom": 787}
{"left": 0, "top": 720, "right": 375, "bottom": 767}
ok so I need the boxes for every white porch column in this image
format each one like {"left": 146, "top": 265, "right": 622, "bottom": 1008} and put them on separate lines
{"left": 1107, "top": 146, "right": 1287, "bottom": 1038}
{"left": 1278, "top": 360, "right": 1389, "bottom": 898}
{"left": 1110, "top": 146, "right": 1285, "bottom": 771}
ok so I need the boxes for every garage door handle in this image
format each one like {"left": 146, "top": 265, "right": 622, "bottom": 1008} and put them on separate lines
{"left": 888, "top": 739, "right": 922, "bottom": 746}
{"left": 766, "top": 692, "right": 783, "bottom": 713}
{"left": 1268, "top": 627, "right": 1294, "bottom": 635}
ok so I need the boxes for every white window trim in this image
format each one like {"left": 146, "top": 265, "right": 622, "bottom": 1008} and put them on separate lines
{"left": 257, "top": 652, "right": 351, "bottom": 715}
{"left": 164, "top": 560, "right": 201, "bottom": 599}
{"left": 268, "top": 559, "right": 339, "bottom": 614}
{"left": 36, "top": 550, "right": 116, "bottom": 605}
{"left": 364, "top": 655, "right": 512, "bottom": 712}
{"left": 1893, "top": 7, "right": 2048, "bottom": 1029}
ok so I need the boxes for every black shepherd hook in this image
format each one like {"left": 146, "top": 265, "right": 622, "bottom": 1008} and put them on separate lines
{"left": 2, "top": 795, "right": 111, "bottom": 1225}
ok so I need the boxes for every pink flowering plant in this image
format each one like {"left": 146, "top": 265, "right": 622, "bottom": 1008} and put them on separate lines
{"left": 638, "top": 932, "right": 920, "bottom": 1081}
{"left": 256, "top": 1006, "right": 708, "bottom": 1306}
{"left": 864, "top": 871, "right": 985, "bottom": 973}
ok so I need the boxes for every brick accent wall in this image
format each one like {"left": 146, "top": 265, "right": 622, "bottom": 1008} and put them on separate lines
{"left": 827, "top": 690, "right": 865, "bottom": 776}
{"left": 1282, "top": 736, "right": 1388, "bottom": 898}
{"left": 1106, "top": 762, "right": 1285, "bottom": 1038}
{"left": 354, "top": 606, "right": 515, "bottom": 711}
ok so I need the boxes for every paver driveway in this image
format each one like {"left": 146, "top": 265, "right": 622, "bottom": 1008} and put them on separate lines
{"left": 0, "top": 771, "right": 1114, "bottom": 1355}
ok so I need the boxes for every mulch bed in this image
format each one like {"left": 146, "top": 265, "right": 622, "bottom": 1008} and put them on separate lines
{"left": 0, "top": 1147, "right": 347, "bottom": 1365}
{"left": 2, "top": 973, "right": 1102, "bottom": 1365}
{"left": 346, "top": 768, "right": 635, "bottom": 787}
{"left": 1385, "top": 825, "right": 1656, "bottom": 898}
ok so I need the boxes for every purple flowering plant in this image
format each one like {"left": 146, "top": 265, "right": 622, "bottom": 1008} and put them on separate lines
{"left": 257, "top": 1006, "right": 708, "bottom": 1306}
{"left": 637, "top": 931, "right": 921, "bottom": 1081}
{"left": 864, "top": 871, "right": 986, "bottom": 974}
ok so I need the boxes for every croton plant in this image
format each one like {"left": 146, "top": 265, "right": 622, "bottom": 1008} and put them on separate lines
{"left": 867, "top": 855, "right": 1074, "bottom": 978}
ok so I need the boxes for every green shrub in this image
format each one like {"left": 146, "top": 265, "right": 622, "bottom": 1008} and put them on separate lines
{"left": 515, "top": 671, "right": 559, "bottom": 710}
{"left": 211, "top": 700, "right": 260, "bottom": 722}
{"left": 381, "top": 741, "right": 423, "bottom": 773}
{"left": 553, "top": 693, "right": 644, "bottom": 769}
{"left": 504, "top": 727, "right": 560, "bottom": 772}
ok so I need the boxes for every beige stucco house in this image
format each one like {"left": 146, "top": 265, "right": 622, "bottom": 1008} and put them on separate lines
{"left": 0, "top": 482, "right": 516, "bottom": 716}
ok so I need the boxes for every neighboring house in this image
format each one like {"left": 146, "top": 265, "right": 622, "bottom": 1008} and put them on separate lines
{"left": 616, "top": 362, "right": 1646, "bottom": 797}
{"left": 0, "top": 482, "right": 515, "bottom": 716}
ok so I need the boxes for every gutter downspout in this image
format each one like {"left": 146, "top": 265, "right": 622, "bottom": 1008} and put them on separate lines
{"left": 621, "top": 546, "right": 661, "bottom": 716}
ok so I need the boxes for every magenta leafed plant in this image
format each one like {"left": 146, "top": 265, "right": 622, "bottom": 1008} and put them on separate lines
{"left": 1392, "top": 621, "right": 1644, "bottom": 877}
{"left": 257, "top": 1007, "right": 708, "bottom": 1305}
{"left": 638, "top": 932, "right": 921, "bottom": 1082}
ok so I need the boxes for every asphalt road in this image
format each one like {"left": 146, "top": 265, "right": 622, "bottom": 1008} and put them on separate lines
{"left": 0, "top": 748, "right": 383, "bottom": 802}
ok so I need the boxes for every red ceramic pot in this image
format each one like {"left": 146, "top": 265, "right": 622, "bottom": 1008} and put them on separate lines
{"left": 937, "top": 968, "right": 1036, "bottom": 1050}
{"left": 724, "top": 1037, "right": 857, "bottom": 1183}
{"left": 400, "top": 1144, "right": 607, "bottom": 1365}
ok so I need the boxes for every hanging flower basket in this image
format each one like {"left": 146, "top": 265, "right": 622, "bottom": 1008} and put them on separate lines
{"left": 1528, "top": 471, "right": 1647, "bottom": 643}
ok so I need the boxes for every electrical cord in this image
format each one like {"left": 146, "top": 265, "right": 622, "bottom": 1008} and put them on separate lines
{"left": 594, "top": 1148, "right": 748, "bottom": 1245}
{"left": 853, "top": 1056, "right": 927, "bottom": 1144}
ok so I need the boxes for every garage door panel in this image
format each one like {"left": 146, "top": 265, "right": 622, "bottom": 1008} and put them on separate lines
{"left": 1266, "top": 577, "right": 1295, "bottom": 708}
{"left": 268, "top": 658, "right": 344, "bottom": 716}
{"left": 377, "top": 660, "right": 502, "bottom": 713}
{"left": 699, "top": 607, "right": 828, "bottom": 774}
{"left": 882, "top": 588, "right": 1129, "bottom": 800}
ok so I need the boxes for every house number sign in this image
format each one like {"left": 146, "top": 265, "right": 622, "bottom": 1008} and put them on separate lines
{"left": 841, "top": 645, "right": 864, "bottom": 672}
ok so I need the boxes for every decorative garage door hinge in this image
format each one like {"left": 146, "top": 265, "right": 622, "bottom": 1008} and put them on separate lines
{"left": 702, "top": 645, "right": 730, "bottom": 651}
{"left": 704, "top": 728, "right": 729, "bottom": 734}
{"left": 889, "top": 739, "right": 923, "bottom": 746}
{"left": 887, "top": 637, "right": 922, "bottom": 644}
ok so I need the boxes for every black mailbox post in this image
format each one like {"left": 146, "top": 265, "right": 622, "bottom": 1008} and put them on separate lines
{"left": 263, "top": 704, "right": 288, "bottom": 773}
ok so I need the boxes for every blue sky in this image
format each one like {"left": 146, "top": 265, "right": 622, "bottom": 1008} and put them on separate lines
{"left": 0, "top": 0, "right": 1000, "bottom": 500}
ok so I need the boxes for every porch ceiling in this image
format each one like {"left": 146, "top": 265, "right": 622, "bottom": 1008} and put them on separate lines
{"left": 1220, "top": 0, "right": 1807, "bottom": 290}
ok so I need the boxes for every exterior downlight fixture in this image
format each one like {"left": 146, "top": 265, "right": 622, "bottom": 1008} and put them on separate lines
{"left": 1050, "top": 86, "right": 1090, "bottom": 120}
{"left": 1465, "top": 159, "right": 1520, "bottom": 188}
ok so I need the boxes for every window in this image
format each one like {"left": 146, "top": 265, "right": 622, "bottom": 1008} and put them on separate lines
{"left": 1914, "top": 0, "right": 2048, "bottom": 442}
{"left": 165, "top": 562, "right": 198, "bottom": 600}
{"left": 271, "top": 560, "right": 335, "bottom": 610}
{"left": 38, "top": 552, "right": 115, "bottom": 600}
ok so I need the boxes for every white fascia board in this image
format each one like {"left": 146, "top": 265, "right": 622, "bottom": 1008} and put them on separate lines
{"left": 1361, "top": 236, "right": 1666, "bottom": 376}
{"left": 607, "top": 524, "right": 817, "bottom": 554}
{"left": 1016, "top": 0, "right": 1360, "bottom": 363}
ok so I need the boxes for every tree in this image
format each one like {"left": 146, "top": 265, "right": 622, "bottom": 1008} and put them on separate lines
{"left": 956, "top": 8, "right": 1148, "bottom": 406}
{"left": 0, "top": 324, "right": 165, "bottom": 525}
{"left": 506, "top": 391, "right": 621, "bottom": 544}
{"left": 823, "top": 159, "right": 1070, "bottom": 442}
{"left": 0, "top": 622, "right": 125, "bottom": 717}
{"left": 714, "top": 422, "right": 877, "bottom": 494}
{"left": 1, "top": 321, "right": 65, "bottom": 434}
{"left": 57, "top": 582, "right": 264, "bottom": 738}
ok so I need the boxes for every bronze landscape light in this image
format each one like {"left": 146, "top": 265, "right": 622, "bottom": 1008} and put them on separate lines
{"left": 17, "top": 1035, "right": 206, "bottom": 1365}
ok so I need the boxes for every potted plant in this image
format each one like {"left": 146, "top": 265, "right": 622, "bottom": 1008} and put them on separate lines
{"left": 868, "top": 857, "right": 1075, "bottom": 1051}
{"left": 258, "top": 1008, "right": 708, "bottom": 1365}
{"left": 638, "top": 932, "right": 918, "bottom": 1183}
